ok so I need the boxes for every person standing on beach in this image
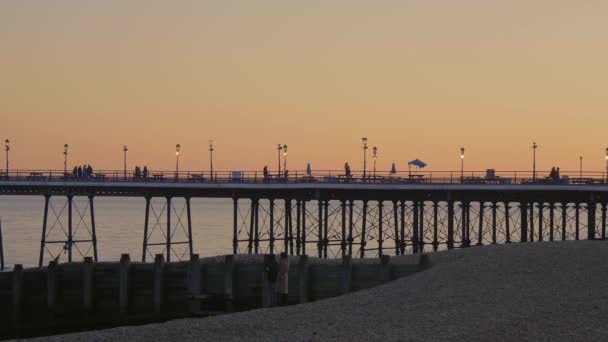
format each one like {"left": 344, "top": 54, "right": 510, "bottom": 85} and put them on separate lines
{"left": 277, "top": 252, "right": 290, "bottom": 305}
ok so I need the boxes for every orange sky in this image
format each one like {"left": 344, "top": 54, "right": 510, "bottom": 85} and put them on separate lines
{"left": 1, "top": 1, "right": 607, "bottom": 173}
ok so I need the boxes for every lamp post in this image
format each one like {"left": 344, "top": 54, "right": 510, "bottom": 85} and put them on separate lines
{"left": 579, "top": 156, "right": 583, "bottom": 179}
{"left": 605, "top": 148, "right": 608, "bottom": 183}
{"left": 209, "top": 140, "right": 214, "bottom": 181}
{"left": 175, "top": 144, "right": 181, "bottom": 180}
{"left": 277, "top": 144, "right": 283, "bottom": 176}
{"left": 362, "top": 137, "right": 368, "bottom": 181}
{"left": 4, "top": 139, "right": 9, "bottom": 177}
{"left": 532, "top": 142, "right": 538, "bottom": 182}
{"left": 373, "top": 146, "right": 378, "bottom": 179}
{"left": 283, "top": 145, "right": 288, "bottom": 178}
{"left": 460, "top": 147, "right": 465, "bottom": 182}
{"left": 63, "top": 144, "right": 69, "bottom": 175}
{"left": 122, "top": 146, "right": 128, "bottom": 180}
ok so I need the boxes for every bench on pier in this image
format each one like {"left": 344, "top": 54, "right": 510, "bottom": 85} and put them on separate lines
{"left": 189, "top": 174, "right": 206, "bottom": 183}
{"left": 27, "top": 172, "right": 46, "bottom": 181}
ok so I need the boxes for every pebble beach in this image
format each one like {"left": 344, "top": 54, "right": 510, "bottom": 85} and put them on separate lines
{"left": 20, "top": 241, "right": 608, "bottom": 342}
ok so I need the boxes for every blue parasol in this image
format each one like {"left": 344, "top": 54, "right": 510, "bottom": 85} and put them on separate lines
{"left": 390, "top": 163, "right": 397, "bottom": 174}
{"left": 407, "top": 159, "right": 427, "bottom": 168}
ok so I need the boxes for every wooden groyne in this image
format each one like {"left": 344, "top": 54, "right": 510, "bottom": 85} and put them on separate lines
{"left": 0, "top": 253, "right": 427, "bottom": 339}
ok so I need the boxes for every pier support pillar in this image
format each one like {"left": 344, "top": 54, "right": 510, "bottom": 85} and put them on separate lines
{"left": 360, "top": 200, "right": 368, "bottom": 258}
{"left": 538, "top": 203, "right": 544, "bottom": 242}
{"left": 142, "top": 196, "right": 151, "bottom": 262}
{"left": 39, "top": 194, "right": 51, "bottom": 267}
{"left": 561, "top": 203, "right": 568, "bottom": 241}
{"left": 504, "top": 202, "right": 511, "bottom": 243}
{"left": 318, "top": 200, "right": 323, "bottom": 258}
{"left": 269, "top": 199, "right": 275, "bottom": 255}
{"left": 432, "top": 201, "right": 439, "bottom": 251}
{"left": 549, "top": 203, "right": 555, "bottom": 241}
{"left": 400, "top": 200, "right": 406, "bottom": 254}
{"left": 491, "top": 202, "right": 497, "bottom": 244}
{"left": 301, "top": 201, "right": 307, "bottom": 255}
{"left": 89, "top": 196, "right": 98, "bottom": 262}
{"left": 588, "top": 202, "right": 596, "bottom": 240}
{"left": 602, "top": 203, "right": 607, "bottom": 240}
{"left": 520, "top": 202, "right": 528, "bottom": 242}
{"left": 575, "top": 203, "right": 580, "bottom": 240}
{"left": 394, "top": 201, "right": 400, "bottom": 255}
{"left": 341, "top": 200, "right": 347, "bottom": 257}
{"left": 378, "top": 201, "right": 384, "bottom": 257}
{"left": 323, "top": 200, "right": 329, "bottom": 258}
{"left": 296, "top": 200, "right": 301, "bottom": 255}
{"left": 68, "top": 195, "right": 73, "bottom": 262}
{"left": 348, "top": 200, "right": 354, "bottom": 257}
{"left": 233, "top": 198, "right": 238, "bottom": 254}
{"left": 477, "top": 201, "right": 484, "bottom": 246}
{"left": 447, "top": 199, "right": 454, "bottom": 249}
{"left": 413, "top": 201, "right": 419, "bottom": 253}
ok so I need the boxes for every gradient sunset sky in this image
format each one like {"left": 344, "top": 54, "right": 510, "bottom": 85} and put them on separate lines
{"left": 1, "top": 1, "right": 607, "bottom": 173}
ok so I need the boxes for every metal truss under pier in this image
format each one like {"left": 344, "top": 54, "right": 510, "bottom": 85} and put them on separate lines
{"left": 0, "top": 181, "right": 607, "bottom": 263}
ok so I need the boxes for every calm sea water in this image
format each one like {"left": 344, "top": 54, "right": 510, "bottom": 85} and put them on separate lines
{"left": 0, "top": 196, "right": 234, "bottom": 267}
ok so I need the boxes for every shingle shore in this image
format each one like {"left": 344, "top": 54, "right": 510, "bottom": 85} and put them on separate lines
{"left": 19, "top": 241, "right": 608, "bottom": 342}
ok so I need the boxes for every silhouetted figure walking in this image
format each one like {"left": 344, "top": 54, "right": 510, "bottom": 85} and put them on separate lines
{"left": 263, "top": 165, "right": 269, "bottom": 180}
{"left": 77, "top": 166, "right": 82, "bottom": 177}
{"left": 143, "top": 166, "right": 148, "bottom": 179}
{"left": 344, "top": 162, "right": 352, "bottom": 178}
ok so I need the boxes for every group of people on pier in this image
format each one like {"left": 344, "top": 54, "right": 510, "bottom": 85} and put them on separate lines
{"left": 549, "top": 167, "right": 561, "bottom": 182}
{"left": 72, "top": 164, "right": 93, "bottom": 178}
{"left": 134, "top": 166, "right": 149, "bottom": 178}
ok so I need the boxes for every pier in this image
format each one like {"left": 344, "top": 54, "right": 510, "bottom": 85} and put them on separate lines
{"left": 0, "top": 169, "right": 607, "bottom": 266}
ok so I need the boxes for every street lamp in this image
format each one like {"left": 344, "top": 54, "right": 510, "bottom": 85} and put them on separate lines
{"left": 123, "top": 146, "right": 128, "bottom": 180}
{"left": 373, "top": 146, "right": 378, "bottom": 178}
{"left": 532, "top": 142, "right": 538, "bottom": 182}
{"left": 175, "top": 144, "right": 181, "bottom": 180}
{"left": 209, "top": 140, "right": 214, "bottom": 181}
{"left": 605, "top": 148, "right": 608, "bottom": 183}
{"left": 277, "top": 144, "right": 283, "bottom": 176}
{"left": 460, "top": 147, "right": 465, "bottom": 182}
{"left": 283, "top": 144, "right": 288, "bottom": 178}
{"left": 579, "top": 156, "right": 583, "bottom": 179}
{"left": 63, "top": 144, "right": 69, "bottom": 175}
{"left": 4, "top": 139, "right": 9, "bottom": 177}
{"left": 362, "top": 137, "right": 368, "bottom": 181}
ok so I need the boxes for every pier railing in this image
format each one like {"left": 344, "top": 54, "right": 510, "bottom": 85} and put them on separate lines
{"left": 0, "top": 169, "right": 607, "bottom": 185}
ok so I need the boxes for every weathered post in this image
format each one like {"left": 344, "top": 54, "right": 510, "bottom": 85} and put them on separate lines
{"left": 82, "top": 257, "right": 94, "bottom": 312}
{"left": 188, "top": 254, "right": 201, "bottom": 314}
{"left": 224, "top": 255, "right": 235, "bottom": 312}
{"left": 119, "top": 254, "right": 131, "bottom": 316}
{"left": 153, "top": 254, "right": 164, "bottom": 315}
{"left": 12, "top": 264, "right": 23, "bottom": 328}
{"left": 298, "top": 255, "right": 309, "bottom": 303}
{"left": 47, "top": 261, "right": 58, "bottom": 312}
{"left": 379, "top": 255, "right": 391, "bottom": 283}
{"left": 341, "top": 255, "right": 352, "bottom": 294}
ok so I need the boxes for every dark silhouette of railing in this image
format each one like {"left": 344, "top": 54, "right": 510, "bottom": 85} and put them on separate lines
{"left": 0, "top": 169, "right": 607, "bottom": 185}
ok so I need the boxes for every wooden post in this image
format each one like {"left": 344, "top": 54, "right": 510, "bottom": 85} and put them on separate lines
{"left": 341, "top": 255, "right": 352, "bottom": 294}
{"left": 297, "top": 255, "right": 309, "bottom": 303}
{"left": 379, "top": 255, "right": 391, "bottom": 282}
{"left": 82, "top": 257, "right": 94, "bottom": 312}
{"left": 189, "top": 254, "right": 201, "bottom": 314}
{"left": 224, "top": 255, "right": 235, "bottom": 312}
{"left": 12, "top": 264, "right": 23, "bottom": 328}
{"left": 119, "top": 254, "right": 131, "bottom": 316}
{"left": 153, "top": 254, "right": 164, "bottom": 315}
{"left": 47, "top": 260, "right": 58, "bottom": 312}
